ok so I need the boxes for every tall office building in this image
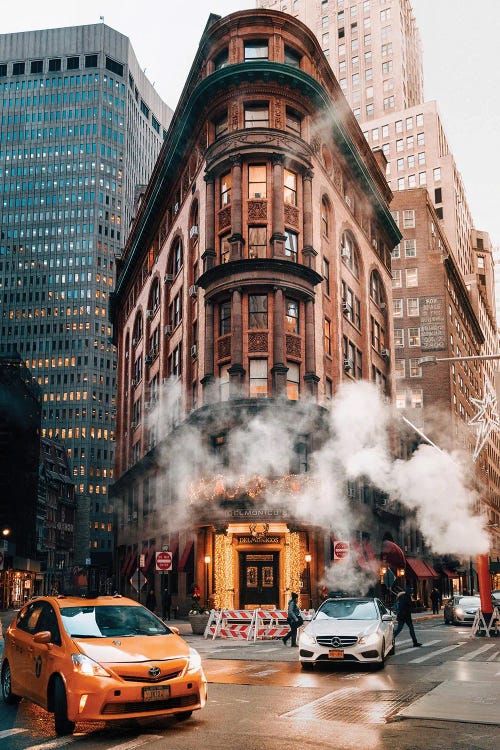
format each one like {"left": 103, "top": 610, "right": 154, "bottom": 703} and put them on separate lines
{"left": 257, "top": 0, "right": 424, "bottom": 121}
{"left": 0, "top": 24, "right": 172, "bottom": 574}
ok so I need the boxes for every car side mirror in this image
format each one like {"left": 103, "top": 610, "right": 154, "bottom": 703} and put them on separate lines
{"left": 381, "top": 614, "right": 393, "bottom": 622}
{"left": 33, "top": 630, "right": 52, "bottom": 644}
{"left": 169, "top": 626, "right": 180, "bottom": 635}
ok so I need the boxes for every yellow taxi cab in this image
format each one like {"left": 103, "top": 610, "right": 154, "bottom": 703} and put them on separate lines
{"left": 1, "top": 594, "right": 207, "bottom": 735}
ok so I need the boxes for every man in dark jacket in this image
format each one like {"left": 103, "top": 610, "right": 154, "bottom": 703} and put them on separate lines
{"left": 393, "top": 585, "right": 421, "bottom": 647}
{"left": 283, "top": 592, "right": 302, "bottom": 647}
{"left": 430, "top": 587, "right": 441, "bottom": 614}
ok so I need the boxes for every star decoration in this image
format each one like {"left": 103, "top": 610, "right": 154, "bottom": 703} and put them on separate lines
{"left": 468, "top": 386, "right": 500, "bottom": 462}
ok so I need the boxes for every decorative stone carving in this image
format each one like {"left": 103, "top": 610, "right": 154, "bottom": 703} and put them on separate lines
{"left": 310, "top": 135, "right": 321, "bottom": 154}
{"left": 248, "top": 332, "right": 268, "bottom": 353}
{"left": 231, "top": 101, "right": 239, "bottom": 131}
{"left": 284, "top": 204, "right": 299, "bottom": 227}
{"left": 217, "top": 334, "right": 231, "bottom": 360}
{"left": 219, "top": 206, "right": 231, "bottom": 229}
{"left": 206, "top": 129, "right": 312, "bottom": 167}
{"left": 274, "top": 99, "right": 282, "bottom": 130}
{"left": 286, "top": 334, "right": 302, "bottom": 358}
{"left": 248, "top": 200, "right": 268, "bottom": 220}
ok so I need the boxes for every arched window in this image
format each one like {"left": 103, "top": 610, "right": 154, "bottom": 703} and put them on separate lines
{"left": 340, "top": 231, "right": 360, "bottom": 278}
{"left": 133, "top": 312, "right": 143, "bottom": 344}
{"left": 321, "top": 196, "right": 330, "bottom": 237}
{"left": 168, "top": 237, "right": 183, "bottom": 276}
{"left": 370, "top": 269, "right": 385, "bottom": 307}
{"left": 149, "top": 278, "right": 160, "bottom": 312}
{"left": 189, "top": 200, "right": 199, "bottom": 242}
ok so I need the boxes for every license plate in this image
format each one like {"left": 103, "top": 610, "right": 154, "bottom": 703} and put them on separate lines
{"left": 143, "top": 685, "right": 170, "bottom": 702}
{"left": 328, "top": 649, "right": 344, "bottom": 659}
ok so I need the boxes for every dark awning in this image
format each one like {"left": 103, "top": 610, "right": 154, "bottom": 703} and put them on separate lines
{"left": 406, "top": 557, "right": 438, "bottom": 579}
{"left": 381, "top": 539, "right": 406, "bottom": 569}
{"left": 441, "top": 568, "right": 459, "bottom": 579}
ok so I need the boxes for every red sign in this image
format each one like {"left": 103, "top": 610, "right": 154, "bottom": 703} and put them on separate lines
{"left": 156, "top": 551, "right": 173, "bottom": 572}
{"left": 333, "top": 541, "right": 350, "bottom": 560}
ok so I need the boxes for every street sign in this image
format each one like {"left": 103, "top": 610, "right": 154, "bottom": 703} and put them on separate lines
{"left": 162, "top": 545, "right": 169, "bottom": 552}
{"left": 0, "top": 551, "right": 3, "bottom": 571}
{"left": 129, "top": 569, "right": 148, "bottom": 591}
{"left": 156, "top": 550, "right": 173, "bottom": 572}
{"left": 384, "top": 568, "right": 396, "bottom": 588}
{"left": 333, "top": 541, "right": 350, "bottom": 560}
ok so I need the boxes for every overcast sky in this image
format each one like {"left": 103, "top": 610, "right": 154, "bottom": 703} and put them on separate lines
{"left": 1, "top": 0, "right": 498, "bottom": 245}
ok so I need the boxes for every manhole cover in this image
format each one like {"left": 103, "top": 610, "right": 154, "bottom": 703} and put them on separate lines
{"left": 282, "top": 686, "right": 437, "bottom": 725}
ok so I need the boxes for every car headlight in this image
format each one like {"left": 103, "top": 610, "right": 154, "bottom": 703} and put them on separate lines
{"left": 358, "top": 633, "right": 379, "bottom": 646}
{"left": 72, "top": 653, "right": 111, "bottom": 677}
{"left": 187, "top": 647, "right": 202, "bottom": 673}
{"left": 299, "top": 631, "right": 316, "bottom": 646}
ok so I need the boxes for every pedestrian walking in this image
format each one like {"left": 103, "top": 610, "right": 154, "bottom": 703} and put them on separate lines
{"left": 162, "top": 587, "right": 172, "bottom": 620}
{"left": 393, "top": 585, "right": 421, "bottom": 647}
{"left": 283, "top": 592, "right": 303, "bottom": 647}
{"left": 146, "top": 588, "right": 157, "bottom": 613}
{"left": 430, "top": 586, "right": 442, "bottom": 615}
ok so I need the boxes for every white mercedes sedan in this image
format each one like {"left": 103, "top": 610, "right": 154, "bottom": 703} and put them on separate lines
{"left": 298, "top": 597, "right": 395, "bottom": 670}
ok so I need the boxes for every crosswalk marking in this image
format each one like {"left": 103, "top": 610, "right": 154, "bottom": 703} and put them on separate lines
{"left": 0, "top": 729, "right": 29, "bottom": 740}
{"left": 410, "top": 642, "right": 466, "bottom": 663}
{"left": 396, "top": 639, "right": 441, "bottom": 655}
{"left": 25, "top": 734, "right": 164, "bottom": 750}
{"left": 457, "top": 643, "right": 496, "bottom": 661}
{"left": 486, "top": 649, "right": 500, "bottom": 661}
{"left": 25, "top": 737, "right": 77, "bottom": 750}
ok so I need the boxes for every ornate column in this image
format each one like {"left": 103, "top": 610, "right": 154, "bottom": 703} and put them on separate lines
{"left": 228, "top": 288, "right": 245, "bottom": 395}
{"left": 304, "top": 299, "right": 319, "bottom": 397}
{"left": 271, "top": 153, "right": 286, "bottom": 258}
{"left": 302, "top": 168, "right": 317, "bottom": 270}
{"left": 202, "top": 173, "right": 216, "bottom": 271}
{"left": 271, "top": 287, "right": 288, "bottom": 395}
{"left": 201, "top": 300, "right": 216, "bottom": 402}
{"left": 229, "top": 155, "right": 244, "bottom": 260}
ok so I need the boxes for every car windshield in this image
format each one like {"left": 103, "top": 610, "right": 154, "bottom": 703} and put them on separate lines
{"left": 457, "top": 597, "right": 480, "bottom": 606}
{"left": 60, "top": 605, "right": 170, "bottom": 638}
{"left": 315, "top": 599, "right": 378, "bottom": 621}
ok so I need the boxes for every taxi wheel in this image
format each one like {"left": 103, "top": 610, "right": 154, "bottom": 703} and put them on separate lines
{"left": 53, "top": 677, "right": 75, "bottom": 736}
{"left": 1, "top": 661, "right": 21, "bottom": 704}
{"left": 175, "top": 711, "right": 193, "bottom": 722}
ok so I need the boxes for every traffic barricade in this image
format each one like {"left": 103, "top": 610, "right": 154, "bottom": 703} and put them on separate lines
{"left": 252, "top": 608, "right": 314, "bottom": 641}
{"left": 203, "top": 609, "right": 256, "bottom": 640}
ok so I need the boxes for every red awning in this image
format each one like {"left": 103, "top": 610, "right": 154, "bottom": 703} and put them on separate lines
{"left": 125, "top": 549, "right": 138, "bottom": 578}
{"left": 142, "top": 545, "right": 156, "bottom": 572}
{"left": 381, "top": 539, "right": 406, "bottom": 569}
{"left": 424, "top": 561, "right": 439, "bottom": 578}
{"left": 442, "top": 568, "right": 459, "bottom": 579}
{"left": 178, "top": 538, "right": 194, "bottom": 572}
{"left": 406, "top": 557, "right": 437, "bottom": 579}
{"left": 121, "top": 550, "right": 133, "bottom": 576}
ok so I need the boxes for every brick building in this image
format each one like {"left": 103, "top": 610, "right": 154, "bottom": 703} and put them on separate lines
{"left": 111, "top": 9, "right": 404, "bottom": 610}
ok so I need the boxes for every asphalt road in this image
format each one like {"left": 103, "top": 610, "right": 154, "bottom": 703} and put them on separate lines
{"left": 0, "top": 618, "right": 499, "bottom": 750}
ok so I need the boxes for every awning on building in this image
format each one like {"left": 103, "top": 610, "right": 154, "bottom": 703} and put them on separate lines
{"left": 381, "top": 539, "right": 406, "bottom": 569}
{"left": 441, "top": 568, "right": 459, "bottom": 579}
{"left": 178, "top": 538, "right": 194, "bottom": 572}
{"left": 142, "top": 545, "right": 156, "bottom": 572}
{"left": 121, "top": 550, "right": 134, "bottom": 576}
{"left": 406, "top": 557, "right": 438, "bottom": 579}
{"left": 351, "top": 539, "right": 379, "bottom": 573}
{"left": 124, "top": 550, "right": 138, "bottom": 579}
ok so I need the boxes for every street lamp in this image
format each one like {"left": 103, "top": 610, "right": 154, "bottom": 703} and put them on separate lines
{"left": 204, "top": 555, "right": 211, "bottom": 609}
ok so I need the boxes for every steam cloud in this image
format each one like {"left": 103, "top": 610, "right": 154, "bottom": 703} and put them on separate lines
{"left": 148, "top": 378, "right": 489, "bottom": 592}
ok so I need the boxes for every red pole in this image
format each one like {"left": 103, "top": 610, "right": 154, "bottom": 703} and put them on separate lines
{"left": 477, "top": 554, "right": 492, "bottom": 615}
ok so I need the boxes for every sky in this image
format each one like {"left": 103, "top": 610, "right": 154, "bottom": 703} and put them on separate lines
{"left": 1, "top": 0, "right": 498, "bottom": 245}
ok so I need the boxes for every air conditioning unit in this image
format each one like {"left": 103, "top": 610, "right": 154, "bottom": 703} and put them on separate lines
{"left": 341, "top": 301, "right": 349, "bottom": 314}
{"left": 132, "top": 337, "right": 138, "bottom": 346}
{"left": 372, "top": 238, "right": 378, "bottom": 249}
{"left": 341, "top": 247, "right": 350, "bottom": 259}
{"left": 145, "top": 355, "right": 153, "bottom": 365}
{"left": 343, "top": 358, "right": 354, "bottom": 372}
{"left": 379, "top": 301, "right": 387, "bottom": 310}
{"left": 381, "top": 348, "right": 390, "bottom": 359}
{"left": 146, "top": 309, "right": 154, "bottom": 319}
{"left": 131, "top": 379, "right": 137, "bottom": 387}
{"left": 174, "top": 202, "right": 179, "bottom": 214}
{"left": 130, "top": 421, "right": 137, "bottom": 430}
{"left": 189, "top": 225, "right": 199, "bottom": 239}
{"left": 125, "top": 351, "right": 129, "bottom": 359}
{"left": 190, "top": 344, "right": 197, "bottom": 358}
{"left": 188, "top": 284, "right": 198, "bottom": 298}
{"left": 164, "top": 324, "right": 173, "bottom": 335}
{"left": 164, "top": 273, "right": 174, "bottom": 284}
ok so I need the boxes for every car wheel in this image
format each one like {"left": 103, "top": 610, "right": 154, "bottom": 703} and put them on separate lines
{"left": 300, "top": 661, "right": 314, "bottom": 671}
{"left": 175, "top": 711, "right": 193, "bottom": 722}
{"left": 388, "top": 638, "right": 395, "bottom": 656}
{"left": 53, "top": 677, "right": 75, "bottom": 736}
{"left": 375, "top": 640, "right": 386, "bottom": 670}
{"left": 1, "top": 661, "right": 21, "bottom": 705}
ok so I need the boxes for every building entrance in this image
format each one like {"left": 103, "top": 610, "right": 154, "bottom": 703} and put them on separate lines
{"left": 239, "top": 552, "right": 279, "bottom": 608}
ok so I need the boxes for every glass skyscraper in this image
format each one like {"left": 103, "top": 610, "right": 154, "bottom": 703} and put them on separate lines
{"left": 0, "top": 24, "right": 172, "bottom": 573}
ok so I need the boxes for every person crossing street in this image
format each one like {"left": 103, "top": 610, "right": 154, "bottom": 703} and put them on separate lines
{"left": 393, "top": 585, "right": 422, "bottom": 647}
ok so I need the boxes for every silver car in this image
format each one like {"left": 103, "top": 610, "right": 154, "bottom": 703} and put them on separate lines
{"left": 443, "top": 595, "right": 481, "bottom": 625}
{"left": 298, "top": 597, "right": 395, "bottom": 670}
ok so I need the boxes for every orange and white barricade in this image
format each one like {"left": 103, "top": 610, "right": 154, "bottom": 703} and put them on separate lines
{"left": 251, "top": 609, "right": 312, "bottom": 641}
{"left": 204, "top": 609, "right": 256, "bottom": 640}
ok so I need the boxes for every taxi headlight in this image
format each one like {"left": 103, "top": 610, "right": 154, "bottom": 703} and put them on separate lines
{"left": 299, "top": 631, "right": 316, "bottom": 646}
{"left": 187, "top": 647, "right": 202, "bottom": 673}
{"left": 358, "top": 632, "right": 379, "bottom": 646}
{"left": 72, "top": 653, "right": 111, "bottom": 677}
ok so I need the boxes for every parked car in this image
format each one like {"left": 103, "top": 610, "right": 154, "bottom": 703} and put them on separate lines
{"left": 298, "top": 597, "right": 395, "bottom": 670}
{"left": 443, "top": 595, "right": 481, "bottom": 625}
{"left": 1, "top": 594, "right": 207, "bottom": 735}
{"left": 492, "top": 590, "right": 500, "bottom": 606}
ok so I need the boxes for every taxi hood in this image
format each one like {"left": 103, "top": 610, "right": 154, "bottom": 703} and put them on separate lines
{"left": 73, "top": 633, "right": 189, "bottom": 664}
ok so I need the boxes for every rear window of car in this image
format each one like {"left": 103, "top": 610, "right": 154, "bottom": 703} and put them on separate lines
{"left": 316, "top": 600, "right": 378, "bottom": 620}
{"left": 59, "top": 605, "right": 170, "bottom": 638}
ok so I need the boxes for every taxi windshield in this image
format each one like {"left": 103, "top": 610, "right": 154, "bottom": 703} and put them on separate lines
{"left": 60, "top": 605, "right": 170, "bottom": 638}
{"left": 316, "top": 599, "right": 378, "bottom": 620}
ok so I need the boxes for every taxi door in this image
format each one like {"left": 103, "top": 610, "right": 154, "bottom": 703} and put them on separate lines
{"left": 27, "top": 602, "right": 64, "bottom": 709}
